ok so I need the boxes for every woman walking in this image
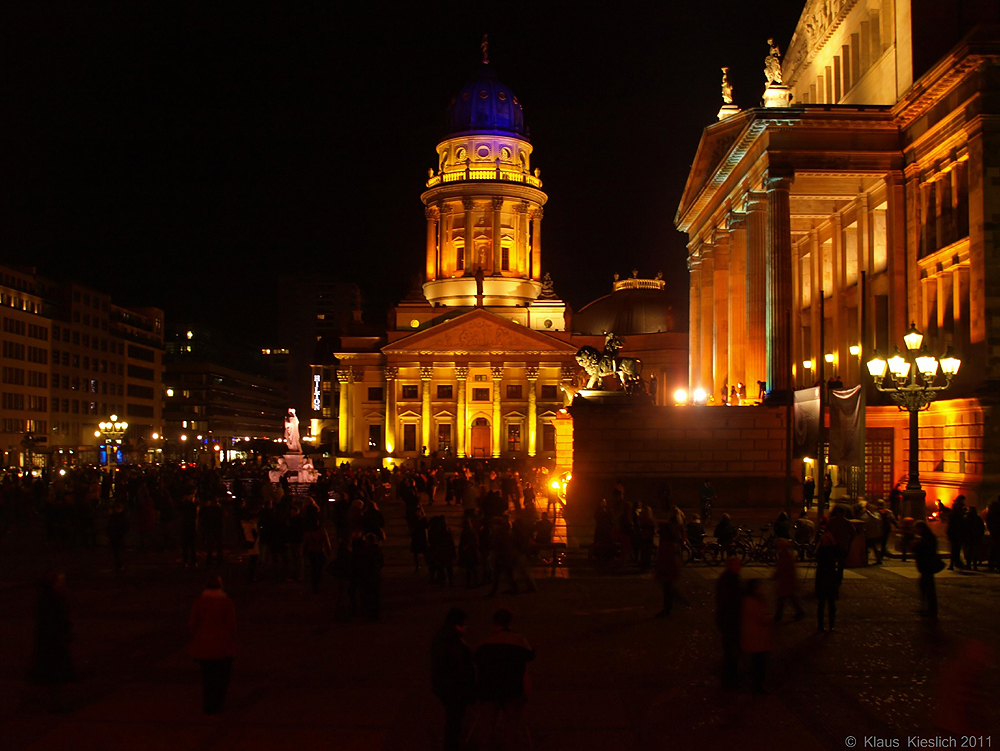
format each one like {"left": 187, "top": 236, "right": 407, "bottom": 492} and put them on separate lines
{"left": 188, "top": 575, "right": 236, "bottom": 714}
{"left": 815, "top": 531, "right": 841, "bottom": 632}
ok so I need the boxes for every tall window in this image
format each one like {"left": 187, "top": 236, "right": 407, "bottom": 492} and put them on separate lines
{"left": 501, "top": 246, "right": 510, "bottom": 271}
{"left": 437, "top": 423, "right": 452, "bottom": 452}
{"left": 540, "top": 384, "right": 558, "bottom": 400}
{"left": 507, "top": 424, "right": 521, "bottom": 452}
{"left": 472, "top": 388, "right": 490, "bottom": 401}
{"left": 437, "top": 384, "right": 453, "bottom": 399}
{"left": 403, "top": 423, "right": 417, "bottom": 452}
{"left": 506, "top": 384, "right": 523, "bottom": 399}
{"left": 542, "top": 422, "right": 556, "bottom": 452}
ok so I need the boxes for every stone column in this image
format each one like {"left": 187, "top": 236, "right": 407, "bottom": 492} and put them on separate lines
{"left": 525, "top": 365, "right": 539, "bottom": 457}
{"left": 455, "top": 365, "right": 469, "bottom": 458}
{"left": 420, "top": 365, "right": 433, "bottom": 454}
{"left": 337, "top": 370, "right": 350, "bottom": 454}
{"left": 514, "top": 203, "right": 528, "bottom": 276}
{"left": 700, "top": 248, "right": 715, "bottom": 396}
{"left": 530, "top": 209, "right": 543, "bottom": 280}
{"left": 491, "top": 365, "right": 504, "bottom": 457}
{"left": 712, "top": 233, "right": 730, "bottom": 401}
{"left": 831, "top": 213, "right": 844, "bottom": 378}
{"left": 463, "top": 197, "right": 475, "bottom": 274}
{"left": 438, "top": 205, "right": 451, "bottom": 274}
{"left": 727, "top": 212, "right": 747, "bottom": 391}
{"left": 765, "top": 173, "right": 794, "bottom": 396}
{"left": 746, "top": 191, "right": 768, "bottom": 396}
{"left": 424, "top": 206, "right": 438, "bottom": 281}
{"left": 809, "top": 230, "right": 822, "bottom": 380}
{"left": 688, "top": 256, "right": 702, "bottom": 391}
{"left": 384, "top": 366, "right": 398, "bottom": 456}
{"left": 491, "top": 196, "right": 504, "bottom": 274}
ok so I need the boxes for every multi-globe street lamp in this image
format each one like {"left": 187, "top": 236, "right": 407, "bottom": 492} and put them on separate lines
{"left": 95, "top": 415, "right": 128, "bottom": 476}
{"left": 866, "top": 323, "right": 961, "bottom": 519}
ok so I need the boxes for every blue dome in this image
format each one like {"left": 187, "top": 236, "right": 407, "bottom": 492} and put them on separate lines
{"left": 445, "top": 64, "right": 528, "bottom": 139}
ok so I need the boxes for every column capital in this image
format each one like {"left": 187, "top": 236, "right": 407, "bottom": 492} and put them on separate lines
{"left": 462, "top": 197, "right": 476, "bottom": 211}
{"left": 349, "top": 368, "right": 362, "bottom": 383}
{"left": 530, "top": 207, "right": 544, "bottom": 220}
{"left": 336, "top": 370, "right": 351, "bottom": 384}
{"left": 525, "top": 365, "right": 540, "bottom": 381}
{"left": 561, "top": 364, "right": 575, "bottom": 381}
{"left": 491, "top": 196, "right": 505, "bottom": 210}
{"left": 384, "top": 366, "right": 398, "bottom": 380}
{"left": 513, "top": 201, "right": 529, "bottom": 214}
{"left": 455, "top": 365, "right": 469, "bottom": 380}
{"left": 424, "top": 205, "right": 439, "bottom": 220}
{"left": 764, "top": 171, "right": 794, "bottom": 192}
{"left": 727, "top": 211, "right": 747, "bottom": 230}
{"left": 491, "top": 365, "right": 504, "bottom": 380}
{"left": 419, "top": 365, "right": 434, "bottom": 381}
{"left": 745, "top": 190, "right": 767, "bottom": 212}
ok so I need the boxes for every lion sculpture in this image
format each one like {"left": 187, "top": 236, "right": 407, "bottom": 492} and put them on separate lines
{"left": 575, "top": 345, "right": 644, "bottom": 394}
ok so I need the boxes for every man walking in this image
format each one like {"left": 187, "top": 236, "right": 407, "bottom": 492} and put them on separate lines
{"left": 431, "top": 608, "right": 476, "bottom": 751}
{"left": 475, "top": 608, "right": 535, "bottom": 749}
{"left": 188, "top": 575, "right": 236, "bottom": 714}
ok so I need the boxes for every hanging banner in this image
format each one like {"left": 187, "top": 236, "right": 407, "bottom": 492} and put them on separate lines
{"left": 793, "top": 386, "right": 820, "bottom": 459}
{"left": 829, "top": 384, "right": 862, "bottom": 465}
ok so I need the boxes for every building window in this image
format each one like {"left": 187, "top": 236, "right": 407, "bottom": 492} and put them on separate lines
{"left": 401, "top": 384, "right": 419, "bottom": 399}
{"left": 403, "top": 423, "right": 417, "bottom": 452}
{"left": 474, "top": 374, "right": 488, "bottom": 382}
{"left": 368, "top": 424, "right": 383, "bottom": 452}
{"left": 542, "top": 422, "right": 556, "bottom": 452}
{"left": 507, "top": 424, "right": 521, "bottom": 452}
{"left": 540, "top": 384, "right": 559, "bottom": 400}
{"left": 437, "top": 423, "right": 451, "bottom": 451}
{"left": 472, "top": 388, "right": 490, "bottom": 401}
{"left": 501, "top": 246, "right": 510, "bottom": 271}
{"left": 367, "top": 387, "right": 384, "bottom": 402}
{"left": 437, "top": 384, "right": 453, "bottom": 399}
{"left": 506, "top": 384, "right": 523, "bottom": 399}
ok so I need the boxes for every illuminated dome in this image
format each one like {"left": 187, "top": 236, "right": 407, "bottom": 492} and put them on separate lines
{"left": 573, "top": 276, "right": 676, "bottom": 336}
{"left": 446, "top": 64, "right": 527, "bottom": 139}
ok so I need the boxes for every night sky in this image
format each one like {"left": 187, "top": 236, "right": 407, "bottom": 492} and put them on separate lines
{"left": 5, "top": 1, "right": 805, "bottom": 345}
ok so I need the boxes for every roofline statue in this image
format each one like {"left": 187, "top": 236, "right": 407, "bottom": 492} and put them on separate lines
{"left": 575, "top": 332, "right": 644, "bottom": 395}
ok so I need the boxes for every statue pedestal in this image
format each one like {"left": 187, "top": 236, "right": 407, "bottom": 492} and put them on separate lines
{"left": 717, "top": 103, "right": 741, "bottom": 121}
{"left": 269, "top": 452, "right": 319, "bottom": 491}
{"left": 762, "top": 84, "right": 792, "bottom": 108}
{"left": 573, "top": 389, "right": 652, "bottom": 406}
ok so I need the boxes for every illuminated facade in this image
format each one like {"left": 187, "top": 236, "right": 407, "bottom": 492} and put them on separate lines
{"left": 676, "top": 0, "right": 1000, "bottom": 506}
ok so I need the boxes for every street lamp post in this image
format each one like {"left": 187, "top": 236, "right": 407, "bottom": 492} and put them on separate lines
{"left": 95, "top": 415, "right": 128, "bottom": 482}
{"left": 866, "top": 323, "right": 961, "bottom": 520}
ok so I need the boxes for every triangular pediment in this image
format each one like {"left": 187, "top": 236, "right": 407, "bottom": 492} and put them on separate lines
{"left": 383, "top": 309, "right": 579, "bottom": 356}
{"left": 676, "top": 111, "right": 763, "bottom": 232}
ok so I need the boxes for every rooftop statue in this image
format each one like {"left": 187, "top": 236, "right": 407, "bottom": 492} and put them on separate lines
{"left": 764, "top": 38, "right": 783, "bottom": 86}
{"left": 721, "top": 66, "right": 734, "bottom": 104}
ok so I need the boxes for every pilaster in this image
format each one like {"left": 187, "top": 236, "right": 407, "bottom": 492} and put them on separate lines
{"left": 420, "top": 365, "right": 433, "bottom": 454}
{"left": 526, "top": 365, "right": 539, "bottom": 457}
{"left": 456, "top": 365, "right": 469, "bottom": 458}
{"left": 765, "top": 173, "right": 793, "bottom": 396}
{"left": 491, "top": 365, "right": 504, "bottom": 458}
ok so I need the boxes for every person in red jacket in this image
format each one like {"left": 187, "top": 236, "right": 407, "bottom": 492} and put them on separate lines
{"left": 189, "top": 575, "right": 236, "bottom": 714}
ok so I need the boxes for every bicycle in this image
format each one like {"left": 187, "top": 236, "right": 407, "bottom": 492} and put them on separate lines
{"left": 732, "top": 526, "right": 778, "bottom": 565}
{"left": 682, "top": 537, "right": 723, "bottom": 565}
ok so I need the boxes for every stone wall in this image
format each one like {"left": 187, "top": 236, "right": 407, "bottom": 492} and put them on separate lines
{"left": 567, "top": 401, "right": 794, "bottom": 516}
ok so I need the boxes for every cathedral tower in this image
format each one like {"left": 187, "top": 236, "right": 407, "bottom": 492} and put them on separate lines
{"left": 420, "top": 46, "right": 555, "bottom": 320}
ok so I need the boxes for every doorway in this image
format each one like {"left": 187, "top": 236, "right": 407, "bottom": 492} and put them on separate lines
{"left": 470, "top": 417, "right": 491, "bottom": 458}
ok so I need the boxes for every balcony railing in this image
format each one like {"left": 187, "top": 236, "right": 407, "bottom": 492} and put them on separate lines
{"left": 426, "top": 168, "right": 542, "bottom": 189}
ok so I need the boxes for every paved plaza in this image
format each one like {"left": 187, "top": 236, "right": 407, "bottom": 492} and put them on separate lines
{"left": 1, "top": 498, "right": 997, "bottom": 751}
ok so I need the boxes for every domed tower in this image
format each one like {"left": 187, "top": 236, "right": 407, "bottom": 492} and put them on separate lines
{"left": 420, "top": 43, "right": 557, "bottom": 325}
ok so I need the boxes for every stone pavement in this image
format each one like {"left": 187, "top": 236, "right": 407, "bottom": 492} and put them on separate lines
{"left": 1, "top": 498, "right": 997, "bottom": 751}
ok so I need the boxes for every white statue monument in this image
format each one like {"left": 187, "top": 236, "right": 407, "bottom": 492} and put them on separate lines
{"left": 718, "top": 66, "right": 741, "bottom": 121}
{"left": 762, "top": 38, "right": 793, "bottom": 108}
{"left": 284, "top": 408, "right": 301, "bottom": 453}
